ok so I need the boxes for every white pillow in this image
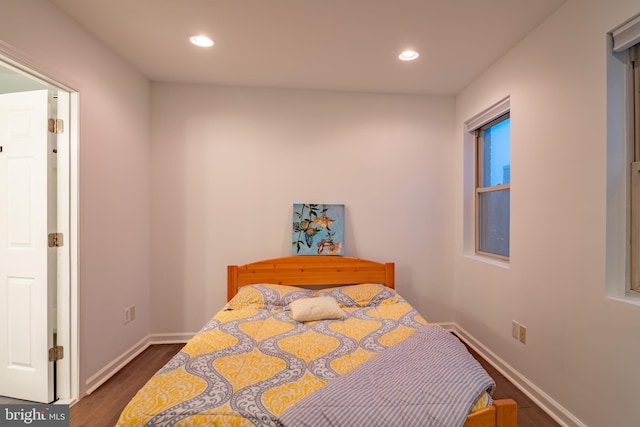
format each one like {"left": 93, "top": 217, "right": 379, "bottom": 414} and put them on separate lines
{"left": 289, "top": 296, "right": 345, "bottom": 322}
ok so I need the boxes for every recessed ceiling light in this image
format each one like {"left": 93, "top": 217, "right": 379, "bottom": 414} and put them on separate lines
{"left": 399, "top": 50, "right": 419, "bottom": 61}
{"left": 190, "top": 35, "right": 214, "bottom": 47}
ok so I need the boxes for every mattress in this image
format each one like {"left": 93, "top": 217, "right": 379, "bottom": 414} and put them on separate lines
{"left": 117, "top": 283, "right": 493, "bottom": 427}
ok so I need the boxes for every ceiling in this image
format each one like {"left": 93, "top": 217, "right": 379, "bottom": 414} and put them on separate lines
{"left": 49, "top": 0, "right": 565, "bottom": 96}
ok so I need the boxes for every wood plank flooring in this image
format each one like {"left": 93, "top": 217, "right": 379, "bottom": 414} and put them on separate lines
{"left": 70, "top": 343, "right": 183, "bottom": 427}
{"left": 463, "top": 345, "right": 560, "bottom": 427}
{"left": 70, "top": 342, "right": 560, "bottom": 426}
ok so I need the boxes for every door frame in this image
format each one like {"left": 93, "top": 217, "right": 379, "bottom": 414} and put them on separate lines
{"left": 0, "top": 41, "right": 80, "bottom": 404}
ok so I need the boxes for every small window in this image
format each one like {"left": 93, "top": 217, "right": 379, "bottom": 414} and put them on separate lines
{"left": 608, "top": 13, "right": 640, "bottom": 298}
{"left": 630, "top": 44, "right": 640, "bottom": 292}
{"left": 476, "top": 113, "right": 511, "bottom": 259}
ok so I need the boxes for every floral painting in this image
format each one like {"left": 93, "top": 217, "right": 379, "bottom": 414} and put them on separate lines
{"left": 292, "top": 203, "right": 344, "bottom": 255}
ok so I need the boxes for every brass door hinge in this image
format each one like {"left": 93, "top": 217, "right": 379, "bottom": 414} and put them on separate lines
{"left": 48, "top": 118, "right": 64, "bottom": 134}
{"left": 48, "top": 233, "right": 64, "bottom": 247}
{"left": 48, "top": 346, "right": 64, "bottom": 362}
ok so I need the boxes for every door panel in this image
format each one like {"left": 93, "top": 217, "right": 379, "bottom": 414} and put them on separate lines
{"left": 0, "top": 89, "right": 53, "bottom": 403}
{"left": 7, "top": 277, "right": 35, "bottom": 365}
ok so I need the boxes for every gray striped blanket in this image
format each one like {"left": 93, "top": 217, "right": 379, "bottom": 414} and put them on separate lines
{"left": 277, "top": 325, "right": 495, "bottom": 427}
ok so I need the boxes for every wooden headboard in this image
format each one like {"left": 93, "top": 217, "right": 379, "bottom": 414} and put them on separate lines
{"left": 227, "top": 256, "right": 394, "bottom": 301}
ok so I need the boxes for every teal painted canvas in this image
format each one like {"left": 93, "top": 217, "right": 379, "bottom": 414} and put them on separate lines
{"left": 292, "top": 204, "right": 344, "bottom": 255}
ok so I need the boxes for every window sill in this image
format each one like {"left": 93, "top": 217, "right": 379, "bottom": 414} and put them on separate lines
{"left": 606, "top": 294, "right": 640, "bottom": 308}
{"left": 464, "top": 254, "right": 510, "bottom": 269}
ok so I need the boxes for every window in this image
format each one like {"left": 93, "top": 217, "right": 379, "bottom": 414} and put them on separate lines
{"left": 476, "top": 113, "right": 511, "bottom": 260}
{"left": 610, "top": 13, "right": 640, "bottom": 296}
{"left": 630, "top": 44, "right": 640, "bottom": 292}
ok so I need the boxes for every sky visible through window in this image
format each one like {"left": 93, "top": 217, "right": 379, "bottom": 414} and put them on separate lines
{"left": 482, "top": 118, "right": 510, "bottom": 187}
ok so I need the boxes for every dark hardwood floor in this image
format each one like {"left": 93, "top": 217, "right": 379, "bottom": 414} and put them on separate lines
{"left": 70, "top": 343, "right": 183, "bottom": 427}
{"left": 70, "top": 342, "right": 560, "bottom": 426}
{"left": 463, "top": 345, "right": 560, "bottom": 427}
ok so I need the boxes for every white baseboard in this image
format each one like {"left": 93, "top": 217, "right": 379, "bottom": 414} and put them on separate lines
{"left": 438, "top": 322, "right": 586, "bottom": 427}
{"left": 83, "top": 333, "right": 193, "bottom": 396}
{"left": 84, "top": 335, "right": 151, "bottom": 395}
{"left": 149, "top": 332, "right": 194, "bottom": 344}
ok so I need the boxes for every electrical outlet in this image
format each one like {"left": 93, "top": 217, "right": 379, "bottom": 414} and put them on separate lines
{"left": 511, "top": 320, "right": 519, "bottom": 339}
{"left": 519, "top": 324, "right": 527, "bottom": 344}
{"left": 123, "top": 307, "right": 130, "bottom": 324}
{"left": 129, "top": 305, "right": 136, "bottom": 321}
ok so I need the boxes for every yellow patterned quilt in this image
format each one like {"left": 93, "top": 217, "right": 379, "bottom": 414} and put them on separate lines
{"left": 116, "top": 284, "right": 484, "bottom": 427}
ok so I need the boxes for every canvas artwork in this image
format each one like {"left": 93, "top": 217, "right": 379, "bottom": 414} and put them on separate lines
{"left": 292, "top": 203, "right": 344, "bottom": 255}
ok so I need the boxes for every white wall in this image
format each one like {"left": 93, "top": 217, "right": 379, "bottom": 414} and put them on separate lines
{"left": 150, "top": 83, "right": 455, "bottom": 332}
{"left": 454, "top": 0, "right": 640, "bottom": 425}
{"left": 0, "top": 0, "right": 152, "bottom": 394}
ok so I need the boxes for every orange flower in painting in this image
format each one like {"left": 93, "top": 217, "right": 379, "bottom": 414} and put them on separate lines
{"left": 313, "top": 215, "right": 334, "bottom": 228}
{"left": 327, "top": 242, "right": 342, "bottom": 255}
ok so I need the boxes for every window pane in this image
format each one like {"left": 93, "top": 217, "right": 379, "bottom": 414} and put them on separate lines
{"left": 634, "top": 44, "right": 640, "bottom": 162}
{"left": 630, "top": 46, "right": 640, "bottom": 291}
{"left": 481, "top": 118, "right": 510, "bottom": 187}
{"left": 478, "top": 189, "right": 510, "bottom": 257}
{"left": 633, "top": 166, "right": 640, "bottom": 290}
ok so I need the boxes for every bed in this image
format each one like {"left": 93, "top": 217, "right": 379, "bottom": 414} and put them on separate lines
{"left": 117, "top": 256, "right": 517, "bottom": 427}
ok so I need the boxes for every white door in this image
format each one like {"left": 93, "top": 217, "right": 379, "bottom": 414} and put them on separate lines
{"left": 0, "top": 89, "right": 54, "bottom": 403}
